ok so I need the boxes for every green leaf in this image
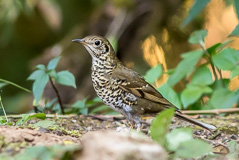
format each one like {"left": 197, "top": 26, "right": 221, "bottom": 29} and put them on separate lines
{"left": 229, "top": 23, "right": 239, "bottom": 37}
{"left": 16, "top": 145, "right": 79, "bottom": 160}
{"left": 234, "top": 0, "right": 239, "bottom": 19}
{"left": 108, "top": 36, "right": 118, "bottom": 51}
{"left": 188, "top": 29, "right": 208, "bottom": 45}
{"left": 33, "top": 120, "right": 57, "bottom": 128}
{"left": 45, "top": 98, "right": 57, "bottom": 108}
{"left": 92, "top": 97, "right": 103, "bottom": 103}
{"left": 212, "top": 48, "right": 239, "bottom": 70}
{"left": 175, "top": 139, "right": 212, "bottom": 158}
{"left": 166, "top": 128, "right": 193, "bottom": 151}
{"left": 33, "top": 73, "right": 49, "bottom": 103}
{"left": 227, "top": 140, "right": 239, "bottom": 160}
{"left": 228, "top": 140, "right": 239, "bottom": 153}
{"left": 181, "top": 85, "right": 203, "bottom": 108}
{"left": 207, "top": 43, "right": 221, "bottom": 55}
{"left": 48, "top": 70, "right": 57, "bottom": 79}
{"left": 56, "top": 71, "right": 76, "bottom": 88}
{"left": 167, "top": 49, "right": 203, "bottom": 86}
{"left": 182, "top": 0, "right": 210, "bottom": 27}
{"left": 0, "top": 82, "right": 7, "bottom": 89}
{"left": 210, "top": 88, "right": 239, "bottom": 109}
{"left": 16, "top": 113, "right": 46, "bottom": 125}
{"left": 231, "top": 65, "right": 239, "bottom": 79}
{"left": 191, "top": 66, "right": 213, "bottom": 85}
{"left": 35, "top": 64, "right": 46, "bottom": 70}
{"left": 150, "top": 108, "right": 175, "bottom": 146}
{"left": 80, "top": 108, "right": 88, "bottom": 115}
{"left": 27, "top": 70, "right": 45, "bottom": 80}
{"left": 90, "top": 105, "right": 110, "bottom": 114}
{"left": 72, "top": 100, "right": 86, "bottom": 109}
{"left": 157, "top": 84, "right": 181, "bottom": 109}
{"left": 72, "top": 100, "right": 88, "bottom": 115}
{"left": 144, "top": 64, "right": 163, "bottom": 84}
{"left": 47, "top": 56, "right": 61, "bottom": 70}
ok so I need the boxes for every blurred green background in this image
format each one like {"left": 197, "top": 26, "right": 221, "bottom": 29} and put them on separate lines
{"left": 0, "top": 0, "right": 238, "bottom": 113}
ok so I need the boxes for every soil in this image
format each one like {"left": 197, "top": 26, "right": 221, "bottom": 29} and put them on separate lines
{"left": 0, "top": 114, "right": 238, "bottom": 159}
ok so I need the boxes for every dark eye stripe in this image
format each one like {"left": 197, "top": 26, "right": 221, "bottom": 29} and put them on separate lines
{"left": 105, "top": 44, "right": 109, "bottom": 53}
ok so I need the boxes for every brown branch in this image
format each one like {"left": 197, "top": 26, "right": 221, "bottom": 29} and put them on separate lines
{"left": 182, "top": 108, "right": 239, "bottom": 115}
{"left": 49, "top": 77, "right": 65, "bottom": 114}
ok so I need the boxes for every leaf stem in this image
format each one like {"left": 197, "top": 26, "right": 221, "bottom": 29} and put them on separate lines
{"left": 200, "top": 42, "right": 218, "bottom": 81}
{"left": 49, "top": 77, "right": 65, "bottom": 114}
{"left": 0, "top": 78, "right": 31, "bottom": 93}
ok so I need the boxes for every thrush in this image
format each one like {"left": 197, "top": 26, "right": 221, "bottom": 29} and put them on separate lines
{"left": 72, "top": 35, "right": 216, "bottom": 131}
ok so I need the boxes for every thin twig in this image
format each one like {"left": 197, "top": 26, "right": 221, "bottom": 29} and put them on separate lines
{"left": 216, "top": 68, "right": 224, "bottom": 87}
{"left": 49, "top": 77, "right": 65, "bottom": 114}
{"left": 182, "top": 108, "right": 239, "bottom": 115}
{"left": 0, "top": 95, "right": 8, "bottom": 122}
{"left": 0, "top": 78, "right": 31, "bottom": 93}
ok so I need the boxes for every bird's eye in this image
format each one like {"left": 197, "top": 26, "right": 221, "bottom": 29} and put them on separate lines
{"left": 95, "top": 40, "right": 101, "bottom": 46}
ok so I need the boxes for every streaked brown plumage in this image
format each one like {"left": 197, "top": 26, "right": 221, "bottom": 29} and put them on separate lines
{"left": 72, "top": 35, "right": 216, "bottom": 131}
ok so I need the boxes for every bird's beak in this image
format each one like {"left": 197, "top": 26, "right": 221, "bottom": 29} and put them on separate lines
{"left": 72, "top": 39, "right": 87, "bottom": 45}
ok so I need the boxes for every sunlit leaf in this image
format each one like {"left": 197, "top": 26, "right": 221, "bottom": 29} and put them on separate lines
{"left": 167, "top": 49, "right": 203, "bottom": 86}
{"left": 182, "top": 0, "right": 210, "bottom": 27}
{"left": 157, "top": 84, "right": 181, "bottom": 109}
{"left": 47, "top": 56, "right": 61, "bottom": 70}
{"left": 144, "top": 64, "right": 163, "bottom": 84}
{"left": 188, "top": 29, "right": 208, "bottom": 45}
{"left": 56, "top": 71, "right": 76, "bottom": 88}
{"left": 150, "top": 108, "right": 175, "bottom": 146}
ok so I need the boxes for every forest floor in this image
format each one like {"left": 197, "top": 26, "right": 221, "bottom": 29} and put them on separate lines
{"left": 0, "top": 114, "right": 238, "bottom": 159}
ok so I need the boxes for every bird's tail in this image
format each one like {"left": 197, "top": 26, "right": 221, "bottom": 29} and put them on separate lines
{"left": 175, "top": 112, "right": 217, "bottom": 131}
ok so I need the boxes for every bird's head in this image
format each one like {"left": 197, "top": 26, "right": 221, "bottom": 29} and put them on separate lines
{"left": 72, "top": 35, "right": 114, "bottom": 61}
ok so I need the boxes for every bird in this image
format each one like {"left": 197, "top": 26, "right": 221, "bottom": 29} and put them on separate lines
{"left": 72, "top": 35, "right": 217, "bottom": 131}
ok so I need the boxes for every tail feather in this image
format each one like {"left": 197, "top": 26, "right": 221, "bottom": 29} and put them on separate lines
{"left": 175, "top": 112, "right": 217, "bottom": 131}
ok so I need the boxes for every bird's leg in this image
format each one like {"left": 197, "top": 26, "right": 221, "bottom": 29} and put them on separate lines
{"left": 129, "top": 121, "right": 135, "bottom": 130}
{"left": 136, "top": 123, "right": 143, "bottom": 132}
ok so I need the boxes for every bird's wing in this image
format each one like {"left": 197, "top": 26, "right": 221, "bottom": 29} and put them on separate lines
{"left": 111, "top": 65, "right": 173, "bottom": 106}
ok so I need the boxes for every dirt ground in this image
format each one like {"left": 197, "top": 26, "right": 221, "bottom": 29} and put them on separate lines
{"left": 0, "top": 114, "right": 238, "bottom": 159}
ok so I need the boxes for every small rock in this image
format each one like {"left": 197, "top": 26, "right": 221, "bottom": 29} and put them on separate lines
{"left": 73, "top": 130, "right": 167, "bottom": 160}
{"left": 231, "top": 134, "right": 238, "bottom": 140}
{"left": 21, "top": 133, "right": 34, "bottom": 142}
